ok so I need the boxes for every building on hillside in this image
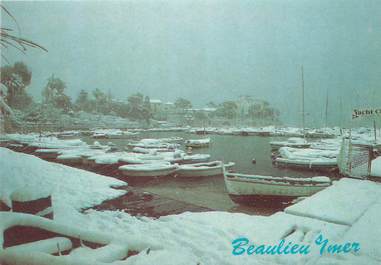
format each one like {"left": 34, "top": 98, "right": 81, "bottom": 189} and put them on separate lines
{"left": 149, "top": 99, "right": 162, "bottom": 113}
{"left": 163, "top": 102, "right": 176, "bottom": 113}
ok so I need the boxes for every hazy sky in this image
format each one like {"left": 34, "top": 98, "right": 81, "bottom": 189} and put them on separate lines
{"left": 1, "top": 0, "right": 380, "bottom": 126}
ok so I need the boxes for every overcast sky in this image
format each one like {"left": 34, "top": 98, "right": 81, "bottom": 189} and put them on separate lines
{"left": 1, "top": 0, "right": 380, "bottom": 126}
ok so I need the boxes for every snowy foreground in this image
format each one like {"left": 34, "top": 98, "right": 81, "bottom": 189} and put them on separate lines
{"left": 1, "top": 148, "right": 381, "bottom": 264}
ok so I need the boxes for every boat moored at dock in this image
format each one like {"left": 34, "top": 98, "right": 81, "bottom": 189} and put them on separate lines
{"left": 176, "top": 161, "right": 235, "bottom": 178}
{"left": 185, "top": 138, "right": 210, "bottom": 148}
{"left": 270, "top": 137, "right": 310, "bottom": 151}
{"left": 118, "top": 163, "right": 178, "bottom": 179}
{"left": 224, "top": 171, "right": 331, "bottom": 204}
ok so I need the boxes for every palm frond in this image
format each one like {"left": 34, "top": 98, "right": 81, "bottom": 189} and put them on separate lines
{"left": 1, "top": 54, "right": 10, "bottom": 64}
{"left": 0, "top": 4, "right": 48, "bottom": 57}
{"left": 1, "top": 4, "right": 21, "bottom": 34}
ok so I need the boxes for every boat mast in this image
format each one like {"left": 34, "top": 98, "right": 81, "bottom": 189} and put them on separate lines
{"left": 301, "top": 65, "right": 305, "bottom": 135}
{"left": 325, "top": 88, "right": 329, "bottom": 128}
{"left": 374, "top": 120, "right": 377, "bottom": 143}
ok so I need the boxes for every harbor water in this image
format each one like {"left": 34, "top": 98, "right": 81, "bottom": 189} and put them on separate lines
{"left": 82, "top": 132, "right": 323, "bottom": 215}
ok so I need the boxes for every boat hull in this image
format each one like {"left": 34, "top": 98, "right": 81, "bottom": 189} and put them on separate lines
{"left": 176, "top": 167, "right": 222, "bottom": 178}
{"left": 228, "top": 194, "right": 296, "bottom": 204}
{"left": 224, "top": 173, "right": 330, "bottom": 204}
{"left": 176, "top": 161, "right": 234, "bottom": 177}
{"left": 275, "top": 158, "right": 337, "bottom": 170}
{"left": 119, "top": 167, "right": 177, "bottom": 178}
{"left": 185, "top": 143, "right": 209, "bottom": 148}
{"left": 270, "top": 143, "right": 311, "bottom": 151}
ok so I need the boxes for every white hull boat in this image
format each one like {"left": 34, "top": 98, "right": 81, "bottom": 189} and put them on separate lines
{"left": 185, "top": 138, "right": 210, "bottom": 148}
{"left": 224, "top": 171, "right": 331, "bottom": 204}
{"left": 176, "top": 161, "right": 235, "bottom": 178}
{"left": 34, "top": 148, "right": 61, "bottom": 159}
{"left": 56, "top": 154, "right": 83, "bottom": 165}
{"left": 177, "top": 154, "right": 211, "bottom": 164}
{"left": 119, "top": 163, "right": 178, "bottom": 178}
{"left": 270, "top": 137, "right": 310, "bottom": 151}
{"left": 275, "top": 157, "right": 337, "bottom": 170}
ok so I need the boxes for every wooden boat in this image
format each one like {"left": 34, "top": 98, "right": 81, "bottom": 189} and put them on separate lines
{"left": 224, "top": 171, "right": 331, "bottom": 204}
{"left": 305, "top": 130, "right": 335, "bottom": 139}
{"left": 56, "top": 131, "right": 81, "bottom": 139}
{"left": 34, "top": 149, "right": 61, "bottom": 159}
{"left": 119, "top": 163, "right": 178, "bottom": 178}
{"left": 92, "top": 132, "right": 108, "bottom": 139}
{"left": 127, "top": 141, "right": 179, "bottom": 150}
{"left": 185, "top": 138, "right": 210, "bottom": 148}
{"left": 176, "top": 161, "right": 235, "bottom": 178}
{"left": 176, "top": 154, "right": 211, "bottom": 164}
{"left": 270, "top": 137, "right": 310, "bottom": 151}
{"left": 56, "top": 154, "right": 83, "bottom": 165}
{"left": 275, "top": 157, "right": 337, "bottom": 170}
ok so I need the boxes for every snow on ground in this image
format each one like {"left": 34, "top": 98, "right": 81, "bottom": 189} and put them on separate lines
{"left": 0, "top": 147, "right": 126, "bottom": 221}
{"left": 63, "top": 209, "right": 347, "bottom": 265}
{"left": 285, "top": 178, "right": 381, "bottom": 225}
{"left": 1, "top": 147, "right": 381, "bottom": 264}
{"left": 371, "top": 156, "right": 381, "bottom": 177}
{"left": 342, "top": 202, "right": 381, "bottom": 261}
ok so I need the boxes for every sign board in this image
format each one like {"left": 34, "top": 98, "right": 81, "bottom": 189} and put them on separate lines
{"left": 352, "top": 108, "right": 381, "bottom": 119}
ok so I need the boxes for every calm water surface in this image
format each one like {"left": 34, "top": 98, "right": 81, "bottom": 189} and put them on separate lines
{"left": 84, "top": 132, "right": 323, "bottom": 215}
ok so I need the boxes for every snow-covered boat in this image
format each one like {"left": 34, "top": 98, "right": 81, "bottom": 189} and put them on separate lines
{"left": 56, "top": 131, "right": 82, "bottom": 139}
{"left": 56, "top": 153, "right": 83, "bottom": 165}
{"left": 275, "top": 157, "right": 338, "bottom": 170}
{"left": 118, "top": 163, "right": 178, "bottom": 178}
{"left": 91, "top": 129, "right": 137, "bottom": 139}
{"left": 270, "top": 137, "right": 310, "bottom": 151}
{"left": 34, "top": 148, "right": 62, "bottom": 159}
{"left": 274, "top": 147, "right": 338, "bottom": 170}
{"left": 305, "top": 130, "right": 336, "bottom": 139}
{"left": 176, "top": 161, "right": 235, "bottom": 178}
{"left": 185, "top": 138, "right": 210, "bottom": 148}
{"left": 127, "top": 139, "right": 179, "bottom": 149}
{"left": 224, "top": 171, "right": 331, "bottom": 204}
{"left": 176, "top": 153, "right": 211, "bottom": 164}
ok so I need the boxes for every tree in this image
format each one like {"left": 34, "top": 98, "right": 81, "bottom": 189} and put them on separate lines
{"left": 142, "top": 96, "right": 152, "bottom": 123}
{"left": 112, "top": 101, "right": 129, "bottom": 118}
{"left": 42, "top": 75, "right": 65, "bottom": 102}
{"left": 126, "top": 93, "right": 144, "bottom": 120}
{"left": 206, "top": 101, "right": 217, "bottom": 108}
{"left": 75, "top": 90, "right": 89, "bottom": 110}
{"left": 92, "top": 88, "right": 109, "bottom": 113}
{"left": 42, "top": 75, "right": 72, "bottom": 112}
{"left": 0, "top": 61, "right": 33, "bottom": 109}
{"left": 54, "top": 93, "right": 71, "bottom": 112}
{"left": 216, "top": 101, "right": 237, "bottom": 119}
{"left": 125, "top": 93, "right": 152, "bottom": 123}
{"left": 248, "top": 102, "right": 279, "bottom": 121}
{"left": 174, "top": 98, "right": 192, "bottom": 110}
{"left": 194, "top": 111, "right": 209, "bottom": 126}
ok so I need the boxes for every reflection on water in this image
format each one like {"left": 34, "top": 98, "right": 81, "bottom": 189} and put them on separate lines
{"left": 83, "top": 132, "right": 325, "bottom": 215}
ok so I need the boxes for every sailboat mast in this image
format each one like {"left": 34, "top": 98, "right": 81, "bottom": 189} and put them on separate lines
{"left": 301, "top": 66, "right": 305, "bottom": 133}
{"left": 325, "top": 89, "right": 329, "bottom": 128}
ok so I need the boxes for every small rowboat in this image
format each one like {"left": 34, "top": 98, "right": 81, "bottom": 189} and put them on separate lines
{"left": 176, "top": 161, "right": 235, "bottom": 178}
{"left": 185, "top": 138, "right": 210, "bottom": 148}
{"left": 119, "top": 163, "right": 178, "bottom": 178}
{"left": 270, "top": 137, "right": 310, "bottom": 151}
{"left": 34, "top": 149, "right": 61, "bottom": 159}
{"left": 275, "top": 157, "right": 337, "bottom": 170}
{"left": 224, "top": 171, "right": 331, "bottom": 204}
